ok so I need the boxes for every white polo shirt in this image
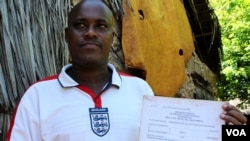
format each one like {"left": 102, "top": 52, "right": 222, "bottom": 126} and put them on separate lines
{"left": 7, "top": 63, "right": 154, "bottom": 141}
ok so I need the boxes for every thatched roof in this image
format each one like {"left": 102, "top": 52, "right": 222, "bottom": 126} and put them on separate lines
{"left": 0, "top": 0, "right": 71, "bottom": 140}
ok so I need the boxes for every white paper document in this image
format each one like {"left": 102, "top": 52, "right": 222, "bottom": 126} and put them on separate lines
{"left": 139, "top": 96, "right": 225, "bottom": 141}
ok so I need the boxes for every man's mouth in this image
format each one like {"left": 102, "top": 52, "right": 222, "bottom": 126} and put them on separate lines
{"left": 81, "top": 42, "right": 100, "bottom": 48}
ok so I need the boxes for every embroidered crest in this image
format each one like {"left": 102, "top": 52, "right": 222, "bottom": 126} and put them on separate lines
{"left": 89, "top": 108, "right": 110, "bottom": 136}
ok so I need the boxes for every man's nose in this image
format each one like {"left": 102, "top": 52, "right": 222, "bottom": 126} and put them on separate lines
{"left": 84, "top": 26, "right": 97, "bottom": 38}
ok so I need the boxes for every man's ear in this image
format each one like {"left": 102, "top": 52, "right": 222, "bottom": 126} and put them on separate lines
{"left": 65, "top": 27, "right": 69, "bottom": 43}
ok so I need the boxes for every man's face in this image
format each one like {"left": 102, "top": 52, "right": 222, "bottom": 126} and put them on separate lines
{"left": 65, "top": 1, "right": 114, "bottom": 68}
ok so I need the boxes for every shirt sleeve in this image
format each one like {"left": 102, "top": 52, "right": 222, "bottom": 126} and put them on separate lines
{"left": 145, "top": 82, "right": 155, "bottom": 96}
{"left": 7, "top": 86, "right": 42, "bottom": 141}
{"left": 139, "top": 78, "right": 155, "bottom": 96}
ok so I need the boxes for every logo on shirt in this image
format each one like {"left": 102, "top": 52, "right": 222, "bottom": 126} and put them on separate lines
{"left": 89, "top": 108, "right": 110, "bottom": 137}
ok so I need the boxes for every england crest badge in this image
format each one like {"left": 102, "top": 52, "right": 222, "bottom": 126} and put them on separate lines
{"left": 89, "top": 108, "right": 110, "bottom": 137}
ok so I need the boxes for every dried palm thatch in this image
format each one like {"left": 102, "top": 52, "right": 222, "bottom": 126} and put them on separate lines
{"left": 0, "top": 0, "right": 71, "bottom": 140}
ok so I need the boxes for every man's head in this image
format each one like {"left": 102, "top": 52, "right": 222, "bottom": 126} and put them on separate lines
{"left": 65, "top": 0, "right": 114, "bottom": 68}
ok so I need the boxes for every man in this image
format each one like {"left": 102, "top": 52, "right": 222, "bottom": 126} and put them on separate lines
{"left": 7, "top": 0, "right": 247, "bottom": 141}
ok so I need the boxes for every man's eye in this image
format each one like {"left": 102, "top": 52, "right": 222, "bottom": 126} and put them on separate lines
{"left": 97, "top": 24, "right": 108, "bottom": 29}
{"left": 75, "top": 23, "right": 86, "bottom": 29}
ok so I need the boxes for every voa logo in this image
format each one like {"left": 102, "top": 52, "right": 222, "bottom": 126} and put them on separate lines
{"left": 226, "top": 129, "right": 246, "bottom": 136}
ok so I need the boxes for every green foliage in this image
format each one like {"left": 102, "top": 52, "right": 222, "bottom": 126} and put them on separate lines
{"left": 210, "top": 0, "right": 250, "bottom": 107}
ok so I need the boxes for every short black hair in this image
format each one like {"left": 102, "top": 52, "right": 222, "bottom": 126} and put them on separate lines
{"left": 67, "top": 0, "right": 114, "bottom": 25}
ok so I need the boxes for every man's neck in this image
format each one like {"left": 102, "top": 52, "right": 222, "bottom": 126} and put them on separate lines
{"left": 67, "top": 64, "right": 112, "bottom": 94}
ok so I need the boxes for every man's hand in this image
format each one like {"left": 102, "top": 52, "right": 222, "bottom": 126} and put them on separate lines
{"left": 220, "top": 102, "right": 247, "bottom": 125}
